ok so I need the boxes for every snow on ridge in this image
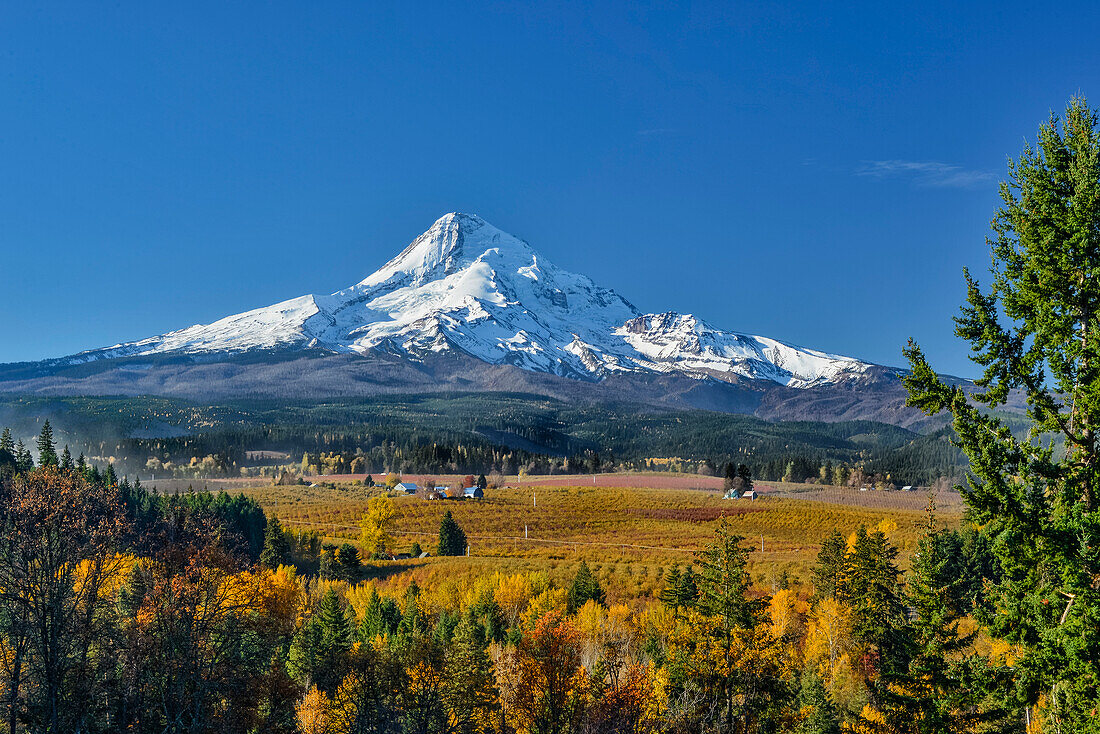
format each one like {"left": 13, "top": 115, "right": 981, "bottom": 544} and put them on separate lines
{"left": 58, "top": 213, "right": 873, "bottom": 387}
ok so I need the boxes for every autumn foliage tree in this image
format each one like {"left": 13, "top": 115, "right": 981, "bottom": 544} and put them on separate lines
{"left": 360, "top": 495, "right": 395, "bottom": 557}
{"left": 0, "top": 467, "right": 124, "bottom": 733}
{"left": 504, "top": 611, "right": 585, "bottom": 734}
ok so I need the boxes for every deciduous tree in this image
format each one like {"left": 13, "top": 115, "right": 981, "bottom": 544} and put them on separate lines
{"left": 359, "top": 496, "right": 395, "bottom": 556}
{"left": 0, "top": 467, "right": 124, "bottom": 732}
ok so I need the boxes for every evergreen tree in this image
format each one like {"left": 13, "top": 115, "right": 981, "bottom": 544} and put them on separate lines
{"left": 13, "top": 440, "right": 32, "bottom": 473}
{"left": 723, "top": 462, "right": 737, "bottom": 491}
{"left": 796, "top": 672, "right": 841, "bottom": 734}
{"left": 954, "top": 525, "right": 1000, "bottom": 619}
{"left": 566, "top": 561, "right": 604, "bottom": 613}
{"left": 288, "top": 587, "right": 355, "bottom": 694}
{"left": 696, "top": 521, "right": 762, "bottom": 630}
{"left": 736, "top": 463, "right": 753, "bottom": 491}
{"left": 259, "top": 517, "right": 291, "bottom": 568}
{"left": 117, "top": 561, "right": 147, "bottom": 618}
{"left": 410, "top": 542, "right": 422, "bottom": 557}
{"left": 436, "top": 510, "right": 467, "bottom": 556}
{"left": 319, "top": 587, "right": 353, "bottom": 651}
{"left": 811, "top": 529, "right": 846, "bottom": 601}
{"left": 476, "top": 473, "right": 487, "bottom": 490}
{"left": 318, "top": 544, "right": 339, "bottom": 580}
{"left": 693, "top": 520, "right": 774, "bottom": 733}
{"left": 0, "top": 428, "right": 13, "bottom": 459}
{"left": 338, "top": 542, "right": 361, "bottom": 580}
{"left": 35, "top": 420, "right": 58, "bottom": 468}
{"left": 59, "top": 446, "right": 73, "bottom": 472}
{"left": 398, "top": 582, "right": 426, "bottom": 637}
{"left": 358, "top": 588, "right": 404, "bottom": 640}
{"left": 0, "top": 430, "right": 13, "bottom": 474}
{"left": 286, "top": 621, "right": 324, "bottom": 691}
{"left": 379, "top": 597, "right": 402, "bottom": 635}
{"left": 442, "top": 616, "right": 498, "bottom": 734}
{"left": 676, "top": 566, "right": 699, "bottom": 608}
{"left": 659, "top": 566, "right": 682, "bottom": 609}
{"left": 904, "top": 97, "right": 1100, "bottom": 729}
{"left": 861, "top": 502, "right": 1012, "bottom": 732}
{"left": 841, "top": 525, "right": 907, "bottom": 672}
{"left": 359, "top": 588, "right": 386, "bottom": 641}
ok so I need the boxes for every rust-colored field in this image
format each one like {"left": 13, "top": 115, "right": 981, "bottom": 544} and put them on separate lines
{"left": 626, "top": 506, "right": 764, "bottom": 522}
{"left": 216, "top": 474, "right": 967, "bottom": 603}
{"left": 247, "top": 479, "right": 959, "bottom": 567}
{"left": 521, "top": 473, "right": 726, "bottom": 490}
{"left": 299, "top": 472, "right": 728, "bottom": 491}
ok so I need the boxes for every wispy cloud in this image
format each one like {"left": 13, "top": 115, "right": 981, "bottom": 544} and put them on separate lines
{"left": 856, "top": 159, "right": 996, "bottom": 189}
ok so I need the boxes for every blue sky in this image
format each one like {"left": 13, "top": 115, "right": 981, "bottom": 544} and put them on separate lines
{"left": 2, "top": 2, "right": 1097, "bottom": 376}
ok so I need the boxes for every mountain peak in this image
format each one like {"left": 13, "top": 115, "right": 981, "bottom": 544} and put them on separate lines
{"left": 356, "top": 212, "right": 535, "bottom": 290}
{"left": 434, "top": 211, "right": 486, "bottom": 227}
{"left": 46, "top": 213, "right": 872, "bottom": 389}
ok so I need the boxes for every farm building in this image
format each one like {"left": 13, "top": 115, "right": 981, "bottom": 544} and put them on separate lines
{"left": 464, "top": 486, "right": 484, "bottom": 499}
{"left": 397, "top": 482, "right": 418, "bottom": 494}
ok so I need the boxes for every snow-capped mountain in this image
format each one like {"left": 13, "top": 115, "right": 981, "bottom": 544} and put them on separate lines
{"left": 61, "top": 213, "right": 871, "bottom": 388}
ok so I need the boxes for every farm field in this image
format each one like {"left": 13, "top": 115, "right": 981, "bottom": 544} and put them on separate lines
{"left": 236, "top": 472, "right": 964, "bottom": 604}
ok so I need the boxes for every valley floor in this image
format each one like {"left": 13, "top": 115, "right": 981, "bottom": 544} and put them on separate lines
{"left": 222, "top": 472, "right": 963, "bottom": 604}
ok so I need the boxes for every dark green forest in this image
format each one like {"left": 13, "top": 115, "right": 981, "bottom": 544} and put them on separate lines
{"left": 0, "top": 394, "right": 969, "bottom": 485}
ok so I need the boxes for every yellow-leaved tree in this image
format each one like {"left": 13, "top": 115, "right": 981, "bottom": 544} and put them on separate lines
{"left": 359, "top": 496, "right": 394, "bottom": 556}
{"left": 296, "top": 686, "right": 330, "bottom": 734}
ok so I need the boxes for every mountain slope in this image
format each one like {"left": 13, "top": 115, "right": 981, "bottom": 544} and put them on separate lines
{"left": 56, "top": 213, "right": 872, "bottom": 389}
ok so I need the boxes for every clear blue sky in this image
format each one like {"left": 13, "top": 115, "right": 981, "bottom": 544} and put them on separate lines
{"left": 2, "top": 2, "right": 1097, "bottom": 376}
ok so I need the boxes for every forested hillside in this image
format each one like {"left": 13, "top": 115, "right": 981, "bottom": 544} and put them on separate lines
{"left": 0, "top": 394, "right": 967, "bottom": 486}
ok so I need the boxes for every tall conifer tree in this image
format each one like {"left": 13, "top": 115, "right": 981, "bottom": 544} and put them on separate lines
{"left": 840, "top": 525, "right": 907, "bottom": 675}
{"left": 0, "top": 428, "right": 13, "bottom": 459}
{"left": 13, "top": 440, "right": 32, "bottom": 473}
{"left": 35, "top": 420, "right": 57, "bottom": 468}
{"left": 436, "top": 510, "right": 467, "bottom": 556}
{"left": 59, "top": 446, "right": 73, "bottom": 472}
{"left": 905, "top": 97, "right": 1100, "bottom": 730}
{"left": 660, "top": 566, "right": 682, "bottom": 609}
{"left": 860, "top": 501, "right": 1012, "bottom": 732}
{"left": 811, "top": 529, "right": 846, "bottom": 601}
